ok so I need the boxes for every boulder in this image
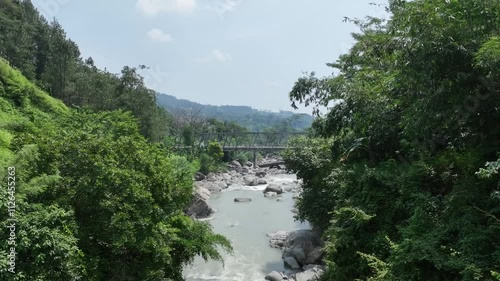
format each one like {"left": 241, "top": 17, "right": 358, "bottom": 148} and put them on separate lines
{"left": 305, "top": 247, "right": 323, "bottom": 265}
{"left": 231, "top": 160, "right": 242, "bottom": 168}
{"left": 257, "top": 178, "right": 267, "bottom": 185}
{"left": 185, "top": 191, "right": 213, "bottom": 219}
{"left": 284, "top": 256, "right": 301, "bottom": 269}
{"left": 265, "top": 271, "right": 284, "bottom": 281}
{"left": 196, "top": 186, "right": 211, "bottom": 201}
{"left": 234, "top": 198, "right": 252, "bottom": 203}
{"left": 245, "top": 161, "right": 253, "bottom": 167}
{"left": 244, "top": 176, "right": 257, "bottom": 186}
{"left": 264, "top": 184, "right": 283, "bottom": 194}
{"left": 194, "top": 172, "right": 206, "bottom": 181}
{"left": 264, "top": 192, "right": 278, "bottom": 198}
{"left": 282, "top": 230, "right": 323, "bottom": 266}
{"left": 244, "top": 176, "right": 267, "bottom": 186}
{"left": 294, "top": 265, "right": 324, "bottom": 281}
{"left": 285, "top": 247, "right": 306, "bottom": 265}
{"left": 256, "top": 171, "right": 267, "bottom": 178}
{"left": 196, "top": 181, "right": 222, "bottom": 193}
{"left": 267, "top": 231, "right": 288, "bottom": 248}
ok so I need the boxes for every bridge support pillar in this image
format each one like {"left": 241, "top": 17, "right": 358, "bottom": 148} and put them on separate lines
{"left": 253, "top": 150, "right": 257, "bottom": 168}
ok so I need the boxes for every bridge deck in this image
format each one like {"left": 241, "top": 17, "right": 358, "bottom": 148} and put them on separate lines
{"left": 173, "top": 132, "right": 305, "bottom": 152}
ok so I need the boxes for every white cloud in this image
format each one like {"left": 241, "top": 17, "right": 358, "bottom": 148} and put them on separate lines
{"left": 193, "top": 49, "right": 232, "bottom": 63}
{"left": 146, "top": 28, "right": 173, "bottom": 43}
{"left": 136, "top": 0, "right": 196, "bottom": 16}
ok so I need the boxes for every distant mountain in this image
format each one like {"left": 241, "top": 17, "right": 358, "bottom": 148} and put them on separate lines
{"left": 156, "top": 93, "right": 314, "bottom": 131}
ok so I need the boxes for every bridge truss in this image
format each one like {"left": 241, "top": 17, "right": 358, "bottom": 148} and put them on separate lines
{"left": 175, "top": 132, "right": 306, "bottom": 151}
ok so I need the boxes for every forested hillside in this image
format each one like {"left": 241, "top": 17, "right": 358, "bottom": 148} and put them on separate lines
{"left": 284, "top": 0, "right": 500, "bottom": 280}
{"left": 0, "top": 58, "right": 231, "bottom": 280}
{"left": 0, "top": 0, "right": 236, "bottom": 280}
{"left": 156, "top": 93, "right": 314, "bottom": 131}
{"left": 0, "top": 0, "right": 171, "bottom": 142}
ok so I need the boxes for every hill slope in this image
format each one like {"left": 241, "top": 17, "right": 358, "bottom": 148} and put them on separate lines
{"left": 0, "top": 58, "right": 230, "bottom": 280}
{"left": 156, "top": 93, "right": 314, "bottom": 131}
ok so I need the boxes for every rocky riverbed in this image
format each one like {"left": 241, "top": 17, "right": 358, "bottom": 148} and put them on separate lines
{"left": 184, "top": 157, "right": 324, "bottom": 281}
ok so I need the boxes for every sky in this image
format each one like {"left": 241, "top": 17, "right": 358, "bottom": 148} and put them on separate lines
{"left": 31, "top": 0, "right": 389, "bottom": 114}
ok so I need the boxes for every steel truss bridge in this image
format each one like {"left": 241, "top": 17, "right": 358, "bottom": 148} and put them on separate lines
{"left": 174, "top": 132, "right": 306, "bottom": 166}
{"left": 176, "top": 132, "right": 306, "bottom": 151}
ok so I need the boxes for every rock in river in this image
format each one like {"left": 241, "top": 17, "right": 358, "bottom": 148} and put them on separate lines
{"left": 264, "top": 191, "right": 278, "bottom": 198}
{"left": 185, "top": 187, "right": 213, "bottom": 219}
{"left": 284, "top": 256, "right": 301, "bottom": 269}
{"left": 256, "top": 171, "right": 267, "bottom": 178}
{"left": 282, "top": 229, "right": 323, "bottom": 266}
{"left": 293, "top": 265, "right": 324, "bottom": 281}
{"left": 264, "top": 183, "right": 283, "bottom": 194}
{"left": 234, "top": 198, "right": 252, "bottom": 203}
{"left": 265, "top": 271, "right": 284, "bottom": 281}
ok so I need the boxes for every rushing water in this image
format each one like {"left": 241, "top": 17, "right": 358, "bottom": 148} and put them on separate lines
{"left": 184, "top": 174, "right": 309, "bottom": 281}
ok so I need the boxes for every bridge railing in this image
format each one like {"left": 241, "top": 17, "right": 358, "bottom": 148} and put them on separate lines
{"left": 174, "top": 132, "right": 306, "bottom": 150}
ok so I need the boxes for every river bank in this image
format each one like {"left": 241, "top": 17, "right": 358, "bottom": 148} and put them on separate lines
{"left": 183, "top": 157, "right": 325, "bottom": 281}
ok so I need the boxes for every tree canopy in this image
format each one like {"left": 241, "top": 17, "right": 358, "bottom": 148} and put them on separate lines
{"left": 0, "top": 57, "right": 231, "bottom": 281}
{"left": 285, "top": 0, "right": 500, "bottom": 280}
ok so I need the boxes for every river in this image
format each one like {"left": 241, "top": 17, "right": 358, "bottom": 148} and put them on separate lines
{"left": 184, "top": 174, "right": 309, "bottom": 281}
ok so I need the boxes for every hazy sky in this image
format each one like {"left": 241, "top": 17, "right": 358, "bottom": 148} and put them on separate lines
{"left": 32, "top": 0, "right": 388, "bottom": 114}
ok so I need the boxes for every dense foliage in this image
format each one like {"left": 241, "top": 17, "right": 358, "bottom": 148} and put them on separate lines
{"left": 0, "top": 59, "right": 231, "bottom": 280}
{"left": 285, "top": 1, "right": 500, "bottom": 280}
{"left": 0, "top": 0, "right": 171, "bottom": 142}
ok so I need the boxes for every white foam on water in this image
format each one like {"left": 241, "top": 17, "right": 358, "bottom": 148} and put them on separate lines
{"left": 185, "top": 174, "right": 306, "bottom": 281}
{"left": 223, "top": 174, "right": 297, "bottom": 192}
{"left": 184, "top": 250, "right": 266, "bottom": 281}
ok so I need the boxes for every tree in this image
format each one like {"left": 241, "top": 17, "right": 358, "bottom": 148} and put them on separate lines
{"left": 286, "top": 1, "right": 500, "bottom": 280}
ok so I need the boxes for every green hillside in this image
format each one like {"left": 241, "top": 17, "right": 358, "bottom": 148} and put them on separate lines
{"left": 0, "top": 58, "right": 231, "bottom": 280}
{"left": 156, "top": 93, "right": 314, "bottom": 131}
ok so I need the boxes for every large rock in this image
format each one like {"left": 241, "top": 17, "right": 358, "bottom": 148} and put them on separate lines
{"left": 264, "top": 184, "right": 283, "bottom": 194}
{"left": 284, "top": 256, "right": 301, "bottom": 269}
{"left": 244, "top": 176, "right": 267, "bottom": 186}
{"left": 196, "top": 181, "right": 222, "bottom": 193}
{"left": 267, "top": 231, "right": 288, "bottom": 248}
{"left": 285, "top": 247, "right": 306, "bottom": 265}
{"left": 185, "top": 188, "right": 213, "bottom": 219}
{"left": 282, "top": 230, "right": 323, "bottom": 266}
{"left": 265, "top": 271, "right": 284, "bottom": 281}
{"left": 264, "top": 191, "right": 278, "bottom": 197}
{"left": 245, "top": 161, "right": 253, "bottom": 167}
{"left": 244, "top": 176, "right": 257, "bottom": 186}
{"left": 234, "top": 198, "right": 252, "bottom": 203}
{"left": 257, "top": 178, "right": 267, "bottom": 185}
{"left": 231, "top": 160, "right": 242, "bottom": 168}
{"left": 305, "top": 247, "right": 323, "bottom": 265}
{"left": 293, "top": 265, "right": 324, "bottom": 281}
